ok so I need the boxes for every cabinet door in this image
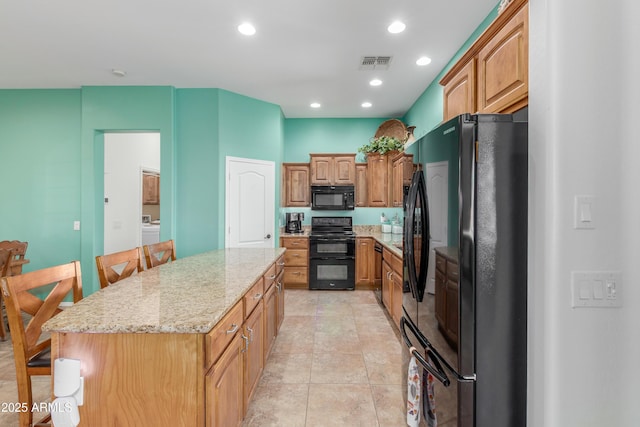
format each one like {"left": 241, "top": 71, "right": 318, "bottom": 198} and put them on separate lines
{"left": 264, "top": 283, "right": 277, "bottom": 360}
{"left": 355, "top": 163, "right": 368, "bottom": 206}
{"left": 333, "top": 155, "right": 356, "bottom": 185}
{"left": 367, "top": 154, "right": 389, "bottom": 207}
{"left": 276, "top": 270, "right": 285, "bottom": 331}
{"left": 477, "top": 4, "right": 528, "bottom": 114}
{"left": 392, "top": 158, "right": 403, "bottom": 207}
{"left": 310, "top": 156, "right": 333, "bottom": 185}
{"left": 282, "top": 163, "right": 310, "bottom": 207}
{"left": 442, "top": 59, "right": 476, "bottom": 121}
{"left": 355, "top": 237, "right": 373, "bottom": 286}
{"left": 244, "top": 301, "right": 264, "bottom": 412}
{"left": 206, "top": 333, "right": 244, "bottom": 427}
{"left": 391, "top": 271, "right": 404, "bottom": 329}
{"left": 143, "top": 174, "right": 160, "bottom": 205}
{"left": 381, "top": 260, "right": 392, "bottom": 310}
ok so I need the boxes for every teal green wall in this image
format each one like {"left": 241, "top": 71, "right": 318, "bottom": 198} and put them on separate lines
{"left": 80, "top": 86, "right": 175, "bottom": 295}
{"left": 283, "top": 118, "right": 387, "bottom": 163}
{"left": 403, "top": 5, "right": 500, "bottom": 136}
{"left": 217, "top": 90, "right": 285, "bottom": 248}
{"left": 0, "top": 90, "right": 82, "bottom": 270}
{"left": 175, "top": 89, "right": 220, "bottom": 257}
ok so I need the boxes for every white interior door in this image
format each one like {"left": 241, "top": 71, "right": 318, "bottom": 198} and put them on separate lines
{"left": 426, "top": 161, "right": 448, "bottom": 294}
{"left": 226, "top": 156, "right": 275, "bottom": 248}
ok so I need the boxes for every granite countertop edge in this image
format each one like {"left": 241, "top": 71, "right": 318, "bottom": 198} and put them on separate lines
{"left": 43, "top": 247, "right": 286, "bottom": 335}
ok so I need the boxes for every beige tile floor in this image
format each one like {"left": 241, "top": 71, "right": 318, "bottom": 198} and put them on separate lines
{"left": 0, "top": 289, "right": 406, "bottom": 426}
{"left": 243, "top": 289, "right": 406, "bottom": 427}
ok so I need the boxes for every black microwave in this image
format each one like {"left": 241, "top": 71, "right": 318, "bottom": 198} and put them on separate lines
{"left": 311, "top": 185, "right": 355, "bottom": 210}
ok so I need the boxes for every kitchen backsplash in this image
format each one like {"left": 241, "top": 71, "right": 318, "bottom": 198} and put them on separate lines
{"left": 280, "top": 207, "right": 403, "bottom": 226}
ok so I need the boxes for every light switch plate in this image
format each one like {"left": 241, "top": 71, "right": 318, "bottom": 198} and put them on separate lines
{"left": 571, "top": 271, "right": 622, "bottom": 308}
{"left": 574, "top": 195, "right": 596, "bottom": 229}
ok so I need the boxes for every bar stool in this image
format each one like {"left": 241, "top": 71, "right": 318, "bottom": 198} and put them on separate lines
{"left": 95, "top": 247, "right": 144, "bottom": 289}
{"left": 143, "top": 239, "right": 177, "bottom": 268}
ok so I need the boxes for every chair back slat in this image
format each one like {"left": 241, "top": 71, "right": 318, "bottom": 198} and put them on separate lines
{"left": 96, "top": 247, "right": 144, "bottom": 288}
{"left": 143, "top": 240, "right": 177, "bottom": 269}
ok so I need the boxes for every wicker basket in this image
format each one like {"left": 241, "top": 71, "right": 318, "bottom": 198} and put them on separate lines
{"left": 374, "top": 119, "right": 415, "bottom": 142}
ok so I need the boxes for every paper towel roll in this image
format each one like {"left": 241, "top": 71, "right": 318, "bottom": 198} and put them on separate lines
{"left": 50, "top": 396, "right": 80, "bottom": 427}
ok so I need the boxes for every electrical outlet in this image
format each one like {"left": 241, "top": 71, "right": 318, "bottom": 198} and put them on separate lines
{"left": 73, "top": 221, "right": 80, "bottom": 231}
{"left": 571, "top": 271, "right": 622, "bottom": 308}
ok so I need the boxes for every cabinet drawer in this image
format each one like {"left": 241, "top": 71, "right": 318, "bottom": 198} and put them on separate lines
{"left": 263, "top": 263, "right": 277, "bottom": 290}
{"left": 390, "top": 253, "right": 403, "bottom": 275}
{"left": 284, "top": 249, "right": 308, "bottom": 266}
{"left": 283, "top": 267, "right": 308, "bottom": 285}
{"left": 275, "top": 255, "right": 285, "bottom": 274}
{"left": 244, "top": 278, "right": 264, "bottom": 317}
{"left": 281, "top": 237, "right": 309, "bottom": 249}
{"left": 435, "top": 254, "right": 447, "bottom": 274}
{"left": 206, "top": 300, "right": 244, "bottom": 368}
{"left": 447, "top": 261, "right": 459, "bottom": 281}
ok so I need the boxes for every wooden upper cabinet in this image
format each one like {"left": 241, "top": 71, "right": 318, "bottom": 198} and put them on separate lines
{"left": 477, "top": 4, "right": 529, "bottom": 114}
{"left": 392, "top": 153, "right": 414, "bottom": 207}
{"left": 143, "top": 173, "right": 160, "bottom": 205}
{"left": 443, "top": 60, "right": 476, "bottom": 121}
{"left": 440, "top": 0, "right": 529, "bottom": 121}
{"left": 310, "top": 154, "right": 355, "bottom": 185}
{"left": 282, "top": 163, "right": 310, "bottom": 207}
{"left": 355, "top": 163, "right": 368, "bottom": 207}
{"left": 366, "top": 152, "right": 392, "bottom": 207}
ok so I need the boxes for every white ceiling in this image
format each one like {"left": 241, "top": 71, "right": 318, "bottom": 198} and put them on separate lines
{"left": 0, "top": 0, "right": 497, "bottom": 118}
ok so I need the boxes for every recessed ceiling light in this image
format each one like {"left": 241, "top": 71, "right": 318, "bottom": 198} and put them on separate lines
{"left": 416, "top": 56, "right": 432, "bottom": 66}
{"left": 361, "top": 102, "right": 372, "bottom": 108}
{"left": 387, "top": 21, "right": 406, "bottom": 34}
{"left": 369, "top": 79, "right": 383, "bottom": 87}
{"left": 310, "top": 102, "right": 321, "bottom": 108}
{"left": 238, "top": 22, "right": 256, "bottom": 36}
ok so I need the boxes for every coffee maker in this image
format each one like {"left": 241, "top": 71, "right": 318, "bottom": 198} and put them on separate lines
{"left": 285, "top": 212, "right": 304, "bottom": 234}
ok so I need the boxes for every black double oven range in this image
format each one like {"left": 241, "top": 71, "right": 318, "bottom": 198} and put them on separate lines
{"left": 308, "top": 217, "right": 355, "bottom": 290}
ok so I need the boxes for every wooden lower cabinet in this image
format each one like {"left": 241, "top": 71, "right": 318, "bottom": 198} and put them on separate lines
{"left": 381, "top": 260, "right": 392, "bottom": 311}
{"left": 355, "top": 237, "right": 374, "bottom": 287}
{"left": 280, "top": 236, "right": 309, "bottom": 288}
{"left": 264, "top": 282, "right": 277, "bottom": 360}
{"left": 243, "top": 301, "right": 264, "bottom": 412}
{"left": 206, "top": 332, "right": 244, "bottom": 427}
{"left": 382, "top": 247, "right": 403, "bottom": 329}
{"left": 276, "top": 270, "right": 285, "bottom": 331}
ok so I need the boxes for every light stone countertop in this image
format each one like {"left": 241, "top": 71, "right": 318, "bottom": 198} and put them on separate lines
{"left": 43, "top": 247, "right": 286, "bottom": 334}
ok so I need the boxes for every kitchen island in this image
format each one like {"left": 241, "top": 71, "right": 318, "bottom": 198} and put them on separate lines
{"left": 43, "top": 247, "right": 286, "bottom": 427}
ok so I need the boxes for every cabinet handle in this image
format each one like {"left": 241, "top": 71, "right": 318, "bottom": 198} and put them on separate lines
{"left": 277, "top": 261, "right": 285, "bottom": 266}
{"left": 268, "top": 274, "right": 277, "bottom": 280}
{"left": 226, "top": 323, "right": 239, "bottom": 335}
{"left": 241, "top": 334, "right": 249, "bottom": 353}
{"left": 293, "top": 271, "right": 301, "bottom": 275}
{"left": 247, "top": 326, "right": 254, "bottom": 343}
{"left": 293, "top": 254, "right": 300, "bottom": 257}
{"left": 253, "top": 292, "right": 263, "bottom": 300}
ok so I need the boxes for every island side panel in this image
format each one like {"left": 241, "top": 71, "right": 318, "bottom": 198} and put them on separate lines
{"left": 51, "top": 332, "right": 205, "bottom": 426}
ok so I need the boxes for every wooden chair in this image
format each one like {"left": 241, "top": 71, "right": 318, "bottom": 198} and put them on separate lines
{"left": 1, "top": 261, "right": 83, "bottom": 427}
{"left": 0, "top": 240, "right": 29, "bottom": 276}
{"left": 0, "top": 248, "right": 13, "bottom": 340}
{"left": 143, "top": 239, "right": 177, "bottom": 269}
{"left": 95, "top": 247, "right": 144, "bottom": 289}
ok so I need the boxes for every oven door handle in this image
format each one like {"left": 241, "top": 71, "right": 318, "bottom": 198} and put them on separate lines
{"left": 313, "top": 238, "right": 353, "bottom": 242}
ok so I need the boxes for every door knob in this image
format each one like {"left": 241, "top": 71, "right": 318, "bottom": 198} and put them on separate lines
{"left": 265, "top": 234, "right": 272, "bottom": 239}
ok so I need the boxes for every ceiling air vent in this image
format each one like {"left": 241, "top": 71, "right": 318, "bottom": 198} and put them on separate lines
{"left": 359, "top": 56, "right": 392, "bottom": 71}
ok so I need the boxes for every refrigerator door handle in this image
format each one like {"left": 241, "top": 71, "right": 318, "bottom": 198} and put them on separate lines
{"left": 400, "top": 316, "right": 476, "bottom": 385}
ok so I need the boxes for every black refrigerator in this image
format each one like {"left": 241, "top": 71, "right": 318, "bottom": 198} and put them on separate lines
{"left": 401, "top": 113, "right": 528, "bottom": 427}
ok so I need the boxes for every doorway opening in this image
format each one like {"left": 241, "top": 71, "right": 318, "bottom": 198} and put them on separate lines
{"left": 104, "top": 132, "right": 160, "bottom": 255}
